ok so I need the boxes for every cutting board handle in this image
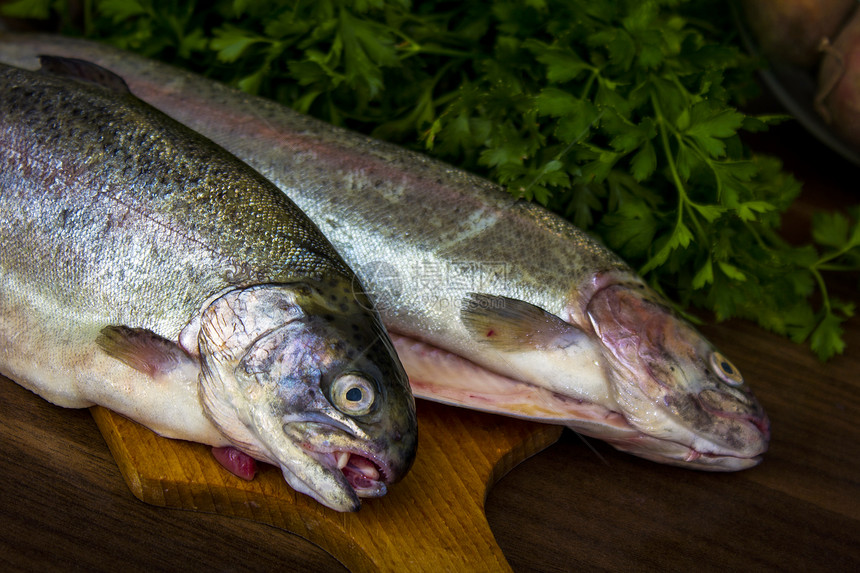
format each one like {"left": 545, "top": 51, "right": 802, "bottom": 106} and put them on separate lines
{"left": 91, "top": 399, "right": 563, "bottom": 572}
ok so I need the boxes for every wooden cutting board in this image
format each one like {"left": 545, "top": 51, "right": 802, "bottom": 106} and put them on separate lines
{"left": 90, "top": 399, "right": 562, "bottom": 572}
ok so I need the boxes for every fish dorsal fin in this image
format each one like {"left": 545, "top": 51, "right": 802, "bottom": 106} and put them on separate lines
{"left": 460, "top": 293, "right": 586, "bottom": 351}
{"left": 38, "top": 55, "right": 130, "bottom": 93}
{"left": 96, "top": 325, "right": 194, "bottom": 377}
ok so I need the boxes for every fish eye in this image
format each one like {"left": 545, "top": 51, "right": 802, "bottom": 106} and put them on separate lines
{"left": 331, "top": 374, "right": 375, "bottom": 416}
{"left": 710, "top": 352, "right": 743, "bottom": 386}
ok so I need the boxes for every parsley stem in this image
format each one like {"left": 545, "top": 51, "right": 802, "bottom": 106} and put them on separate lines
{"left": 580, "top": 69, "right": 598, "bottom": 101}
{"left": 651, "top": 92, "right": 687, "bottom": 205}
{"left": 815, "top": 239, "right": 860, "bottom": 267}
{"left": 810, "top": 267, "right": 832, "bottom": 315}
{"left": 809, "top": 238, "right": 859, "bottom": 315}
{"left": 684, "top": 201, "right": 708, "bottom": 243}
{"left": 746, "top": 224, "right": 771, "bottom": 251}
{"left": 651, "top": 91, "right": 696, "bottom": 239}
{"left": 398, "top": 45, "right": 477, "bottom": 60}
{"left": 389, "top": 25, "right": 477, "bottom": 60}
{"left": 818, "top": 263, "right": 860, "bottom": 271}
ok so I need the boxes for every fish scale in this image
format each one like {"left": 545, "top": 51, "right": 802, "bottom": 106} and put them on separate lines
{"left": 2, "top": 65, "right": 344, "bottom": 328}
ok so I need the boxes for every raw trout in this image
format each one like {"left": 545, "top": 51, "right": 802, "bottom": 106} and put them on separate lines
{"left": 0, "top": 34, "right": 770, "bottom": 470}
{"left": 0, "top": 57, "right": 417, "bottom": 512}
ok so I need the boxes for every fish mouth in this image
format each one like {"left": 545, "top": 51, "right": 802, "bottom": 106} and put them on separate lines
{"left": 637, "top": 446, "right": 764, "bottom": 471}
{"left": 300, "top": 443, "right": 392, "bottom": 498}
{"left": 681, "top": 450, "right": 763, "bottom": 470}
{"left": 603, "top": 422, "right": 767, "bottom": 471}
{"left": 280, "top": 415, "right": 399, "bottom": 507}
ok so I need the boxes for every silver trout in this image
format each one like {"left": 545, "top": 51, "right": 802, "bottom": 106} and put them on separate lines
{"left": 0, "top": 34, "right": 769, "bottom": 470}
{"left": 0, "top": 57, "right": 417, "bottom": 512}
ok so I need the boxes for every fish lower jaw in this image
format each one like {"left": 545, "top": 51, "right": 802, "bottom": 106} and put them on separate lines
{"left": 670, "top": 449, "right": 763, "bottom": 471}
{"left": 682, "top": 448, "right": 764, "bottom": 470}
{"left": 604, "top": 434, "right": 764, "bottom": 471}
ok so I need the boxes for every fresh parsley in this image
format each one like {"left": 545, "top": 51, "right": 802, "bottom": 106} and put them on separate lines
{"left": 5, "top": 0, "right": 858, "bottom": 360}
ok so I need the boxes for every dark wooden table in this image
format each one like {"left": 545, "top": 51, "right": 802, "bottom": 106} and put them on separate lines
{"left": 1, "top": 121, "right": 858, "bottom": 571}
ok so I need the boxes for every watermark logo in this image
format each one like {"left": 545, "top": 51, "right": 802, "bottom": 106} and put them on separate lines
{"left": 351, "top": 259, "right": 511, "bottom": 312}
{"left": 351, "top": 260, "right": 403, "bottom": 312}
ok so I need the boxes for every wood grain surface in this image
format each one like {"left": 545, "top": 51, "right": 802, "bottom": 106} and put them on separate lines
{"left": 89, "top": 400, "right": 561, "bottom": 572}
{"left": 1, "top": 114, "right": 858, "bottom": 572}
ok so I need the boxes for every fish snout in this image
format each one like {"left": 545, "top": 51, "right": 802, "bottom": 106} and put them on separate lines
{"left": 696, "top": 388, "right": 770, "bottom": 457}
{"left": 289, "top": 419, "right": 409, "bottom": 500}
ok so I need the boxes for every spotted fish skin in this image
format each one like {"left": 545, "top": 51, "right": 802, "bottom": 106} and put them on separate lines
{"left": 0, "top": 58, "right": 417, "bottom": 512}
{"left": 0, "top": 34, "right": 769, "bottom": 471}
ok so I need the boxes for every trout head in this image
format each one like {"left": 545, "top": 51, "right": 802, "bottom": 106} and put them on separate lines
{"left": 193, "top": 281, "right": 417, "bottom": 512}
{"left": 585, "top": 282, "right": 769, "bottom": 470}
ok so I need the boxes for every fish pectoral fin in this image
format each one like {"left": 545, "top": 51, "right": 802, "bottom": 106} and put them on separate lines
{"left": 460, "top": 293, "right": 586, "bottom": 350}
{"left": 37, "top": 55, "right": 131, "bottom": 93}
{"left": 392, "top": 333, "right": 632, "bottom": 435}
{"left": 96, "top": 325, "right": 194, "bottom": 378}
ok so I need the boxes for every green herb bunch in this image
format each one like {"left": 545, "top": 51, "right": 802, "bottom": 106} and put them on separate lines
{"left": 4, "top": 0, "right": 859, "bottom": 359}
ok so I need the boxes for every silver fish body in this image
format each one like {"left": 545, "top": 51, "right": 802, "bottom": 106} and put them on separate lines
{"left": 0, "top": 57, "right": 417, "bottom": 511}
{"left": 0, "top": 34, "right": 769, "bottom": 470}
